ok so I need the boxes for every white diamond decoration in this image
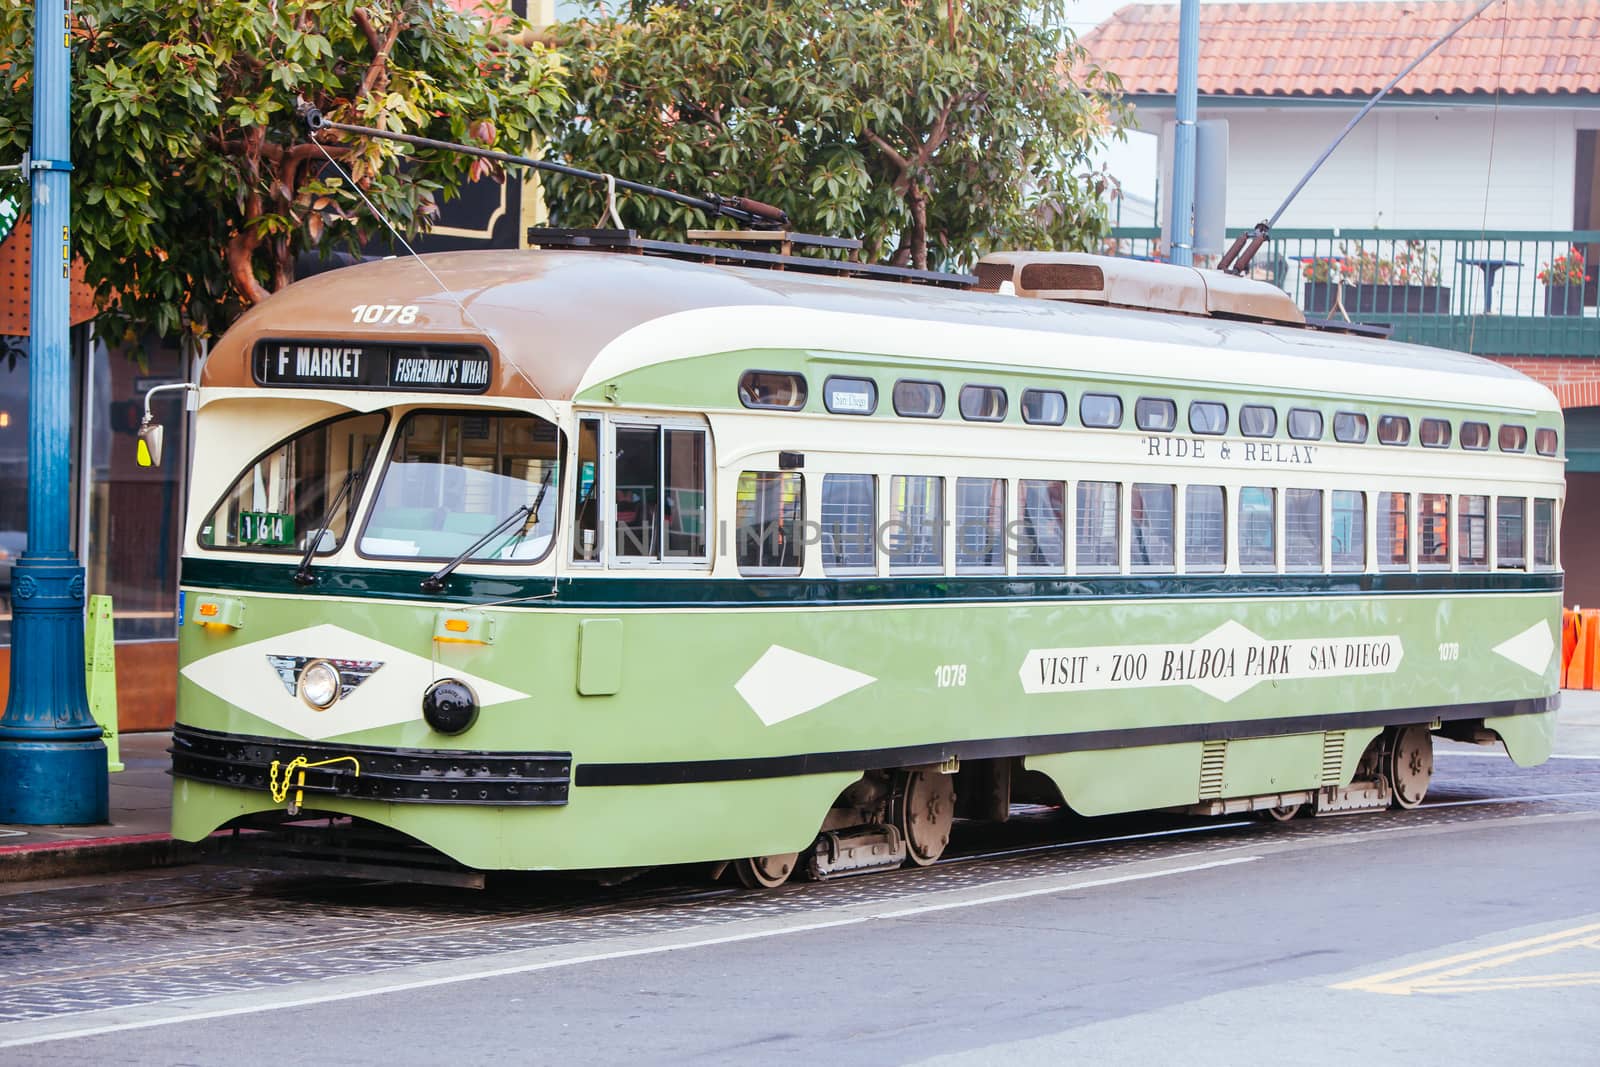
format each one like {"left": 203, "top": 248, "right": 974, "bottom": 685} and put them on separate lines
{"left": 735, "top": 645, "right": 876, "bottom": 726}
{"left": 1491, "top": 620, "right": 1556, "bottom": 676}
{"left": 180, "top": 623, "right": 529, "bottom": 740}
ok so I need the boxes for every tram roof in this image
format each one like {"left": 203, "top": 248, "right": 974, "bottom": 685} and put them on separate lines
{"left": 203, "top": 249, "right": 1558, "bottom": 414}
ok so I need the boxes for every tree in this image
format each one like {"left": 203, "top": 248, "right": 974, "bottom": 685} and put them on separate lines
{"left": 548, "top": 0, "right": 1126, "bottom": 271}
{"left": 0, "top": 1, "right": 565, "bottom": 341}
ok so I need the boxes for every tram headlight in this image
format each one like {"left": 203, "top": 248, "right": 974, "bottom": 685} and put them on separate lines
{"left": 299, "top": 660, "right": 342, "bottom": 710}
{"left": 422, "top": 678, "right": 479, "bottom": 735}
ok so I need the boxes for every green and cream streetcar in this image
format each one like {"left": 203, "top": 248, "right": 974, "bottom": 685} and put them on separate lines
{"left": 163, "top": 237, "right": 1564, "bottom": 886}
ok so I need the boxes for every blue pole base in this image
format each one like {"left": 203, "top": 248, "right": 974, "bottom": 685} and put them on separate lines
{"left": 0, "top": 739, "right": 110, "bottom": 824}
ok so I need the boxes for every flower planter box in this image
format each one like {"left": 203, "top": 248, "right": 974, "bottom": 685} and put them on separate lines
{"left": 1341, "top": 283, "right": 1450, "bottom": 315}
{"left": 1544, "top": 285, "right": 1587, "bottom": 316}
{"left": 1302, "top": 281, "right": 1339, "bottom": 315}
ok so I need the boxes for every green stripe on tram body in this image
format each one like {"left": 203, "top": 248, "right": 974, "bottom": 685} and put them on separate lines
{"left": 173, "top": 561, "right": 1562, "bottom": 872}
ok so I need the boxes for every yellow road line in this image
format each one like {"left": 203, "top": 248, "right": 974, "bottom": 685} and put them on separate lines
{"left": 1334, "top": 921, "right": 1600, "bottom": 995}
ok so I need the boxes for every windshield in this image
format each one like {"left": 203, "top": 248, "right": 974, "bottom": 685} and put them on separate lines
{"left": 359, "top": 411, "right": 562, "bottom": 563}
{"left": 200, "top": 412, "right": 388, "bottom": 553}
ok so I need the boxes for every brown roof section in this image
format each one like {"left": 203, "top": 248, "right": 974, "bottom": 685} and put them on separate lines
{"left": 0, "top": 221, "right": 104, "bottom": 336}
{"left": 1079, "top": 0, "right": 1600, "bottom": 98}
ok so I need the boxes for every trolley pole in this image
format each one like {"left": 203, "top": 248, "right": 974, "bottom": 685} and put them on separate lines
{"left": 0, "top": 0, "right": 109, "bottom": 823}
{"left": 1168, "top": 0, "right": 1200, "bottom": 267}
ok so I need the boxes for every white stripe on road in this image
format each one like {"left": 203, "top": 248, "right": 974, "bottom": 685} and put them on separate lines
{"left": 0, "top": 856, "right": 1257, "bottom": 1050}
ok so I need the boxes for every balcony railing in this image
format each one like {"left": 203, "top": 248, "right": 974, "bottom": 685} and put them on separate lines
{"left": 1105, "top": 228, "right": 1600, "bottom": 357}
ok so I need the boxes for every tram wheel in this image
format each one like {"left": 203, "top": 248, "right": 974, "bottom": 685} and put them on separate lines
{"left": 1389, "top": 725, "right": 1434, "bottom": 810}
{"left": 1262, "top": 803, "right": 1303, "bottom": 822}
{"left": 733, "top": 852, "right": 799, "bottom": 889}
{"left": 897, "top": 769, "right": 955, "bottom": 867}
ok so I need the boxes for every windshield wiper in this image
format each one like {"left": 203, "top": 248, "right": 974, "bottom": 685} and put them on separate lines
{"left": 292, "top": 469, "right": 362, "bottom": 586}
{"left": 420, "top": 467, "right": 556, "bottom": 593}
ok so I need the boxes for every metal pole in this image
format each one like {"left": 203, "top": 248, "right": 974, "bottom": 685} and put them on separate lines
{"left": 0, "top": 0, "right": 109, "bottom": 823}
{"left": 1168, "top": 0, "right": 1200, "bottom": 267}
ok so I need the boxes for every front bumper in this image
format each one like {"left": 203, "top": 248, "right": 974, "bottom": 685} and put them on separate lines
{"left": 170, "top": 723, "right": 572, "bottom": 806}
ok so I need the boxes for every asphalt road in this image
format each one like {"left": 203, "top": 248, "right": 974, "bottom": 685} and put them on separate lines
{"left": 2, "top": 733, "right": 1599, "bottom": 1065}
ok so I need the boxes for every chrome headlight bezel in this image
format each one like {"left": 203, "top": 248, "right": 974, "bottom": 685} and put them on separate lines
{"left": 298, "top": 659, "right": 342, "bottom": 710}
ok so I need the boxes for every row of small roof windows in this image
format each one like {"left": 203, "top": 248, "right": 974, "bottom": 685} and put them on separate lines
{"left": 737, "top": 370, "right": 1558, "bottom": 457}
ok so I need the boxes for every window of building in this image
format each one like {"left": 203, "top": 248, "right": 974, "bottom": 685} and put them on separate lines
{"left": 1285, "top": 488, "right": 1322, "bottom": 569}
{"left": 736, "top": 471, "right": 803, "bottom": 575}
{"left": 821, "top": 474, "right": 875, "bottom": 574}
{"left": 1377, "top": 492, "right": 1409, "bottom": 569}
{"left": 892, "top": 379, "right": 944, "bottom": 419}
{"left": 1130, "top": 483, "right": 1175, "bottom": 571}
{"left": 822, "top": 376, "right": 877, "bottom": 416}
{"left": 955, "top": 477, "right": 1005, "bottom": 572}
{"left": 571, "top": 417, "right": 602, "bottom": 562}
{"left": 1418, "top": 493, "right": 1449, "bottom": 568}
{"left": 1533, "top": 497, "right": 1555, "bottom": 569}
{"left": 1240, "top": 405, "right": 1278, "bottom": 438}
{"left": 1377, "top": 415, "right": 1411, "bottom": 446}
{"left": 1497, "top": 497, "right": 1525, "bottom": 567}
{"left": 1499, "top": 425, "right": 1528, "bottom": 453}
{"left": 1080, "top": 393, "right": 1123, "bottom": 429}
{"left": 1287, "top": 408, "right": 1324, "bottom": 441}
{"left": 889, "top": 475, "right": 944, "bottom": 571}
{"left": 959, "top": 385, "right": 1008, "bottom": 422}
{"left": 1419, "top": 418, "right": 1452, "bottom": 448}
{"left": 1460, "top": 421, "right": 1491, "bottom": 450}
{"left": 610, "top": 423, "right": 707, "bottom": 561}
{"left": 1535, "top": 428, "right": 1559, "bottom": 456}
{"left": 1331, "top": 490, "right": 1365, "bottom": 570}
{"left": 1020, "top": 389, "right": 1067, "bottom": 426}
{"left": 1189, "top": 401, "right": 1228, "bottom": 435}
{"left": 1333, "top": 412, "right": 1369, "bottom": 443}
{"left": 1075, "top": 480, "right": 1120, "bottom": 570}
{"left": 738, "top": 371, "right": 807, "bottom": 411}
{"left": 1238, "top": 487, "right": 1276, "bottom": 570}
{"left": 1459, "top": 495, "right": 1488, "bottom": 569}
{"left": 1017, "top": 479, "right": 1066, "bottom": 572}
{"left": 1135, "top": 397, "right": 1176, "bottom": 432}
{"left": 1185, "top": 485, "right": 1225, "bottom": 572}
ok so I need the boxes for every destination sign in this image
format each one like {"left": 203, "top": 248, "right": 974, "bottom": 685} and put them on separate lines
{"left": 252, "top": 340, "right": 493, "bottom": 394}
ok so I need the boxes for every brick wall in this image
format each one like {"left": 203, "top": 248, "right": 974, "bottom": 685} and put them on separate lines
{"left": 1489, "top": 356, "right": 1600, "bottom": 410}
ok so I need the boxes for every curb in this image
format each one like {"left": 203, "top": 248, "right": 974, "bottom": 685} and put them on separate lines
{"left": 0, "top": 833, "right": 208, "bottom": 884}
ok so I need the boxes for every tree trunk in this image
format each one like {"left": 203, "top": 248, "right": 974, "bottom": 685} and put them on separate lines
{"left": 909, "top": 187, "right": 928, "bottom": 271}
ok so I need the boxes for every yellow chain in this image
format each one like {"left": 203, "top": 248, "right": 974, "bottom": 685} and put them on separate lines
{"left": 268, "top": 755, "right": 361, "bottom": 806}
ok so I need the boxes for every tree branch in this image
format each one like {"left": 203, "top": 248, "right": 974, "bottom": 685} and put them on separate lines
{"left": 356, "top": 4, "right": 409, "bottom": 103}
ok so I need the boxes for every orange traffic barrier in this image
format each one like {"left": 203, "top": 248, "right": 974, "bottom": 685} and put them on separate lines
{"left": 1563, "top": 608, "right": 1582, "bottom": 684}
{"left": 1567, "top": 609, "right": 1600, "bottom": 690}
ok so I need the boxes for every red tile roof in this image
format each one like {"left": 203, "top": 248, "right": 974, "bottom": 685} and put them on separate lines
{"left": 1079, "top": 0, "right": 1600, "bottom": 98}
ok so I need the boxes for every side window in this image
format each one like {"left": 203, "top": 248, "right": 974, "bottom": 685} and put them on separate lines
{"left": 1377, "top": 415, "right": 1411, "bottom": 446}
{"left": 892, "top": 379, "right": 944, "bottom": 419}
{"left": 1240, "top": 405, "right": 1277, "bottom": 438}
{"left": 1130, "top": 483, "right": 1175, "bottom": 571}
{"left": 1238, "top": 487, "right": 1276, "bottom": 570}
{"left": 1184, "top": 485, "right": 1225, "bottom": 572}
{"left": 1334, "top": 412, "right": 1369, "bottom": 443}
{"left": 736, "top": 471, "right": 803, "bottom": 575}
{"left": 1377, "top": 491, "right": 1410, "bottom": 569}
{"left": 1075, "top": 481, "right": 1120, "bottom": 571}
{"left": 1331, "top": 490, "right": 1365, "bottom": 570}
{"left": 889, "top": 475, "right": 944, "bottom": 571}
{"left": 1287, "top": 408, "right": 1324, "bottom": 441}
{"left": 1420, "top": 418, "right": 1451, "bottom": 448}
{"left": 1135, "top": 398, "right": 1176, "bottom": 432}
{"left": 955, "top": 477, "right": 1006, "bottom": 572}
{"left": 1497, "top": 497, "right": 1525, "bottom": 568}
{"left": 1189, "top": 401, "right": 1228, "bottom": 435}
{"left": 1499, "top": 425, "right": 1528, "bottom": 453}
{"left": 1533, "top": 498, "right": 1555, "bottom": 568}
{"left": 1017, "top": 479, "right": 1066, "bottom": 571}
{"left": 1460, "top": 422, "right": 1491, "bottom": 450}
{"left": 821, "top": 474, "right": 875, "bottom": 574}
{"left": 572, "top": 417, "right": 603, "bottom": 561}
{"left": 823, "top": 376, "right": 877, "bottom": 416}
{"left": 738, "top": 371, "right": 807, "bottom": 411}
{"left": 1285, "top": 488, "right": 1322, "bottom": 569}
{"left": 1535, "top": 428, "right": 1559, "bottom": 456}
{"left": 1458, "top": 495, "right": 1488, "bottom": 569}
{"left": 959, "top": 385, "right": 1008, "bottom": 423}
{"left": 1080, "top": 393, "right": 1123, "bottom": 429}
{"left": 1418, "top": 493, "right": 1450, "bottom": 568}
{"left": 613, "top": 424, "right": 707, "bottom": 562}
{"left": 1021, "top": 389, "right": 1067, "bottom": 426}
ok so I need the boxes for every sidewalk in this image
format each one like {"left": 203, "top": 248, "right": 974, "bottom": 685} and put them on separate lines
{"left": 2, "top": 692, "right": 1599, "bottom": 885}
{"left": 0, "top": 732, "right": 202, "bottom": 883}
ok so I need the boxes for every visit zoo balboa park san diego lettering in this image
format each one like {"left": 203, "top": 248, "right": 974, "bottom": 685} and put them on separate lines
{"left": 1018, "top": 620, "right": 1403, "bottom": 703}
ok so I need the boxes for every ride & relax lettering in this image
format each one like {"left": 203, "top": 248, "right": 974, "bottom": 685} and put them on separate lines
{"left": 1019, "top": 619, "right": 1402, "bottom": 702}
{"left": 1144, "top": 436, "right": 1318, "bottom": 466}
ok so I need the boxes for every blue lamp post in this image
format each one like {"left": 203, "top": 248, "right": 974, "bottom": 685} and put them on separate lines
{"left": 0, "top": 0, "right": 109, "bottom": 823}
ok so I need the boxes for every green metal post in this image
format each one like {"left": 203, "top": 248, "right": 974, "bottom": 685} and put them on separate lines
{"left": 0, "top": 0, "right": 109, "bottom": 823}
